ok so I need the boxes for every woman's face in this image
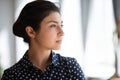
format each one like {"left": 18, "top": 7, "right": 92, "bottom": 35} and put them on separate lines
{"left": 33, "top": 12, "right": 64, "bottom": 50}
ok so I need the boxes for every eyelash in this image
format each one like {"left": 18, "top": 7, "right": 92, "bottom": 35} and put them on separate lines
{"left": 61, "top": 24, "right": 63, "bottom": 28}
{"left": 51, "top": 25, "right": 57, "bottom": 27}
{"left": 50, "top": 24, "right": 63, "bottom": 28}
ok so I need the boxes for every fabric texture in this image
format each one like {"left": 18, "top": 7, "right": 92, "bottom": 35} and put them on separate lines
{"left": 1, "top": 51, "right": 85, "bottom": 80}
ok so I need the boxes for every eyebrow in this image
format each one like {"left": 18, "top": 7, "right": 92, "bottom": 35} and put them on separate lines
{"left": 47, "top": 20, "right": 63, "bottom": 24}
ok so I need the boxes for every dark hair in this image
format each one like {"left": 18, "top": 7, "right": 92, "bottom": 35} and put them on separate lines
{"left": 13, "top": 0, "right": 60, "bottom": 43}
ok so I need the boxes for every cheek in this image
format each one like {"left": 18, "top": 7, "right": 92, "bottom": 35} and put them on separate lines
{"left": 35, "top": 26, "right": 58, "bottom": 44}
{"left": 37, "top": 33, "right": 56, "bottom": 49}
{"left": 45, "top": 28, "right": 57, "bottom": 38}
{"left": 45, "top": 32, "right": 56, "bottom": 42}
{"left": 38, "top": 31, "right": 56, "bottom": 43}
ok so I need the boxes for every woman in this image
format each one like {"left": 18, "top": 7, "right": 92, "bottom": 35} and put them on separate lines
{"left": 1, "top": 1, "right": 85, "bottom": 80}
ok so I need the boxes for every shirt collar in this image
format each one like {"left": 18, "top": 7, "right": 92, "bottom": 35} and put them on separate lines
{"left": 20, "top": 50, "right": 60, "bottom": 69}
{"left": 20, "top": 50, "right": 33, "bottom": 69}
{"left": 51, "top": 51, "right": 60, "bottom": 67}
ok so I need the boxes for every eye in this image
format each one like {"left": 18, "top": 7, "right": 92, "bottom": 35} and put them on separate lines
{"left": 61, "top": 24, "right": 63, "bottom": 28}
{"left": 50, "top": 24, "right": 57, "bottom": 28}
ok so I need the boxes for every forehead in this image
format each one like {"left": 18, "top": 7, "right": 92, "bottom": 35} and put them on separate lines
{"left": 42, "top": 12, "right": 62, "bottom": 23}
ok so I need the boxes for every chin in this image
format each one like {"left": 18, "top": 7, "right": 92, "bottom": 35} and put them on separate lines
{"left": 53, "top": 46, "right": 61, "bottom": 50}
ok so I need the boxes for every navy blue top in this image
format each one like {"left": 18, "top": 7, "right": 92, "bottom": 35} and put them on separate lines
{"left": 1, "top": 51, "right": 85, "bottom": 80}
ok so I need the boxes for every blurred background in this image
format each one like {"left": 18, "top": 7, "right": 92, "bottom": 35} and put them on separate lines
{"left": 0, "top": 0, "right": 120, "bottom": 80}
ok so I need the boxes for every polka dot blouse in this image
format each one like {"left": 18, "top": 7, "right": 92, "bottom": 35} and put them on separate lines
{"left": 1, "top": 51, "right": 85, "bottom": 80}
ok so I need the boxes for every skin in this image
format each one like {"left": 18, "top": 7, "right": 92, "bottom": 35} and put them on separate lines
{"left": 25, "top": 11, "right": 64, "bottom": 72}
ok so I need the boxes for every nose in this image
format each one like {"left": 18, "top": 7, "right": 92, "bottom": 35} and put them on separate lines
{"left": 58, "top": 27, "right": 64, "bottom": 36}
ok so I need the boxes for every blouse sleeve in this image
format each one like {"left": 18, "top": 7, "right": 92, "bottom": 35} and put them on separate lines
{"left": 67, "top": 58, "right": 86, "bottom": 80}
{"left": 1, "top": 69, "right": 13, "bottom": 80}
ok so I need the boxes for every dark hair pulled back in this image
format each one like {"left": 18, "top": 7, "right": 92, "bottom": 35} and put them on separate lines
{"left": 13, "top": 0, "right": 60, "bottom": 43}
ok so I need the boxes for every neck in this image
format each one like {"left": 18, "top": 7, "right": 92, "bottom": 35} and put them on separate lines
{"left": 28, "top": 45, "right": 51, "bottom": 72}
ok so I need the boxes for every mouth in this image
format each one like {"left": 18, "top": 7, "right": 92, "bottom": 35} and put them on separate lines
{"left": 56, "top": 40, "right": 62, "bottom": 43}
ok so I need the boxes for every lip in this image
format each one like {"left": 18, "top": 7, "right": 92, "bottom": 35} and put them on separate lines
{"left": 56, "top": 40, "right": 62, "bottom": 43}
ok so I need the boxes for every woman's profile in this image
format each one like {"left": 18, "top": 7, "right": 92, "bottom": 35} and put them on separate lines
{"left": 1, "top": 0, "right": 85, "bottom": 80}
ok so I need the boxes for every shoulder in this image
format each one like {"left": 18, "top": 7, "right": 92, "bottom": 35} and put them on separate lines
{"left": 55, "top": 53, "right": 82, "bottom": 70}
{"left": 6, "top": 59, "right": 23, "bottom": 72}
{"left": 1, "top": 60, "right": 22, "bottom": 79}
{"left": 56, "top": 53, "right": 85, "bottom": 79}
{"left": 56, "top": 53, "right": 79, "bottom": 66}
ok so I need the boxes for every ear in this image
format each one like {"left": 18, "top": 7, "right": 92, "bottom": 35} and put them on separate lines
{"left": 25, "top": 26, "right": 36, "bottom": 38}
